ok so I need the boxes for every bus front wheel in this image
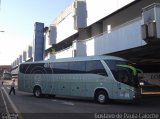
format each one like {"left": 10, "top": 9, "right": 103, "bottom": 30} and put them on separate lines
{"left": 95, "top": 90, "right": 109, "bottom": 104}
{"left": 33, "top": 86, "right": 42, "bottom": 98}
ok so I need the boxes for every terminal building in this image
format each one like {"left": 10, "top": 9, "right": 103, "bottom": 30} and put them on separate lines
{"left": 11, "top": 0, "right": 160, "bottom": 93}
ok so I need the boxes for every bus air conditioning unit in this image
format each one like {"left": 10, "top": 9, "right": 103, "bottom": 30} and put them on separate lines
{"left": 141, "top": 3, "right": 160, "bottom": 42}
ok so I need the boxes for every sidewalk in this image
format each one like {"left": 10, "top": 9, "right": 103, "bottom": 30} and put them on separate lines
{"left": 1, "top": 79, "right": 18, "bottom": 86}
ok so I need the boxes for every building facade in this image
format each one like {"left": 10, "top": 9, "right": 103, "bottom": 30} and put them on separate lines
{"left": 11, "top": 0, "right": 160, "bottom": 75}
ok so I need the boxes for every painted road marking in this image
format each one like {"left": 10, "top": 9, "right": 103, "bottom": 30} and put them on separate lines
{"left": 1, "top": 87, "right": 19, "bottom": 113}
{"left": 62, "top": 101, "right": 75, "bottom": 106}
{"left": 1, "top": 87, "right": 24, "bottom": 119}
{"left": 52, "top": 99, "right": 57, "bottom": 102}
{"left": 52, "top": 99, "right": 74, "bottom": 106}
{"left": 0, "top": 88, "right": 9, "bottom": 114}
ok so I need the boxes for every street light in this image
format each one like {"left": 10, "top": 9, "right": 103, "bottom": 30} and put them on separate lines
{"left": 0, "top": 31, "right": 4, "bottom": 32}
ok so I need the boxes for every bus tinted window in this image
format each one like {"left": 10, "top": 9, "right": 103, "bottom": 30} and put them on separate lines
{"left": 116, "top": 67, "right": 132, "bottom": 85}
{"left": 105, "top": 60, "right": 137, "bottom": 87}
{"left": 20, "top": 63, "right": 53, "bottom": 74}
{"left": 69, "top": 61, "right": 85, "bottom": 73}
{"left": 86, "top": 60, "right": 107, "bottom": 76}
{"left": 19, "top": 64, "right": 30, "bottom": 73}
{"left": 54, "top": 62, "right": 69, "bottom": 74}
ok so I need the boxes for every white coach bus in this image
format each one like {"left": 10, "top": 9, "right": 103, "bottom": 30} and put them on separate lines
{"left": 18, "top": 55, "right": 140, "bottom": 104}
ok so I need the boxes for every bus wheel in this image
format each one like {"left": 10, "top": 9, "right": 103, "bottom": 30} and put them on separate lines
{"left": 33, "top": 86, "right": 42, "bottom": 98}
{"left": 95, "top": 90, "right": 109, "bottom": 104}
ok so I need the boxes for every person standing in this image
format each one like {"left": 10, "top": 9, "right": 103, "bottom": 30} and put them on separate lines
{"left": 1, "top": 73, "right": 4, "bottom": 86}
{"left": 1, "top": 77, "right": 4, "bottom": 86}
{"left": 9, "top": 79, "right": 16, "bottom": 95}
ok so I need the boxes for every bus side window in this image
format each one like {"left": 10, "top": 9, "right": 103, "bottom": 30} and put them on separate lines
{"left": 19, "top": 64, "right": 29, "bottom": 74}
{"left": 19, "top": 64, "right": 24, "bottom": 73}
{"left": 86, "top": 60, "right": 108, "bottom": 76}
{"left": 54, "top": 62, "right": 69, "bottom": 74}
{"left": 68, "top": 61, "right": 86, "bottom": 74}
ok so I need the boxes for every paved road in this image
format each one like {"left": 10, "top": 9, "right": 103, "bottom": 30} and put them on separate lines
{"left": 0, "top": 80, "right": 18, "bottom": 119}
{"left": 0, "top": 88, "right": 6, "bottom": 113}
{"left": 1, "top": 80, "right": 160, "bottom": 119}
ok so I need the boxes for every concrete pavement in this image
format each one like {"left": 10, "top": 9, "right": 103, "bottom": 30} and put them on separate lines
{"left": 0, "top": 79, "right": 18, "bottom": 115}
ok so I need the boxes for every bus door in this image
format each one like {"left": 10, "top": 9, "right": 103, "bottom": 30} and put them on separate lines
{"left": 113, "top": 69, "right": 131, "bottom": 99}
{"left": 114, "top": 65, "right": 138, "bottom": 99}
{"left": 105, "top": 60, "right": 138, "bottom": 100}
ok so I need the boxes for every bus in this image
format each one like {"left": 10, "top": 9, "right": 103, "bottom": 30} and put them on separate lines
{"left": 18, "top": 55, "right": 140, "bottom": 104}
{"left": 2, "top": 70, "right": 12, "bottom": 80}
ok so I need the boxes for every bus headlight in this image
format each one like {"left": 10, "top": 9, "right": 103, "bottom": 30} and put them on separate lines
{"left": 139, "top": 82, "right": 144, "bottom": 86}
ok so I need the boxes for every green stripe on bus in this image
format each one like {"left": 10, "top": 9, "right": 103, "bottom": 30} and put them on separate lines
{"left": 116, "top": 64, "right": 137, "bottom": 76}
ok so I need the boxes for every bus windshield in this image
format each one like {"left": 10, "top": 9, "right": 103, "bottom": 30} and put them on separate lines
{"left": 105, "top": 60, "right": 138, "bottom": 87}
{"left": 3, "top": 73, "right": 12, "bottom": 80}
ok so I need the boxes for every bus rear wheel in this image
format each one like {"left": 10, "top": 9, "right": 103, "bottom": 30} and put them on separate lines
{"left": 95, "top": 90, "right": 109, "bottom": 104}
{"left": 33, "top": 86, "right": 42, "bottom": 98}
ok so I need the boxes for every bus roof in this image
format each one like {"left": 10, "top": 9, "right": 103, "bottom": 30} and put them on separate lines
{"left": 21, "top": 55, "right": 126, "bottom": 65}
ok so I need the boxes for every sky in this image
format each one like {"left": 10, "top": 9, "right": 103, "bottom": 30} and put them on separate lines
{"left": 0, "top": 0, "right": 73, "bottom": 65}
